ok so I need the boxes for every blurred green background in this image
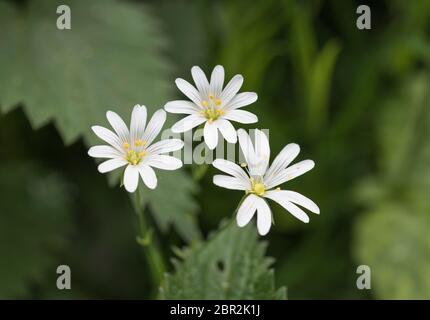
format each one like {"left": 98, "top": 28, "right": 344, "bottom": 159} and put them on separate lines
{"left": 1, "top": 0, "right": 430, "bottom": 299}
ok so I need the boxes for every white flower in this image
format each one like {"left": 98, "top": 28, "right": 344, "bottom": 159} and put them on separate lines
{"left": 212, "top": 129, "right": 320, "bottom": 235}
{"left": 88, "top": 105, "right": 184, "bottom": 193}
{"left": 165, "top": 65, "right": 258, "bottom": 150}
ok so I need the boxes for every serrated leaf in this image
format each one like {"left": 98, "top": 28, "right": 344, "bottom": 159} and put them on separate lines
{"left": 159, "top": 221, "right": 286, "bottom": 299}
{"left": 0, "top": 162, "right": 71, "bottom": 298}
{"left": 0, "top": 0, "right": 201, "bottom": 243}
{"left": 139, "top": 170, "right": 201, "bottom": 243}
{"left": 354, "top": 205, "right": 430, "bottom": 299}
{"left": 0, "top": 0, "right": 170, "bottom": 145}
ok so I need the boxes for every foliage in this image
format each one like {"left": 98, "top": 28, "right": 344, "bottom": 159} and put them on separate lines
{"left": 0, "top": 163, "right": 71, "bottom": 298}
{"left": 160, "top": 221, "right": 286, "bottom": 299}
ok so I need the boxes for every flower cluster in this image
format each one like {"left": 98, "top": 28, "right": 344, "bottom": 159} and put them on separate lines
{"left": 89, "top": 65, "right": 319, "bottom": 235}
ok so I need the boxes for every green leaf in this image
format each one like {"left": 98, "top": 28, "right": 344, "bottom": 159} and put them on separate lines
{"left": 139, "top": 170, "right": 201, "bottom": 243}
{"left": 0, "top": 0, "right": 201, "bottom": 243}
{"left": 0, "top": 0, "right": 170, "bottom": 145}
{"left": 354, "top": 205, "right": 430, "bottom": 299}
{"left": 159, "top": 221, "right": 286, "bottom": 299}
{"left": 0, "top": 162, "right": 71, "bottom": 298}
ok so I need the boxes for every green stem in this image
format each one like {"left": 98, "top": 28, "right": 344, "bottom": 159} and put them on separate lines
{"left": 134, "top": 189, "right": 166, "bottom": 294}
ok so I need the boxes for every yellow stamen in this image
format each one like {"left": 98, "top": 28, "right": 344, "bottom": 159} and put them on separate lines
{"left": 202, "top": 100, "right": 209, "bottom": 107}
{"left": 125, "top": 149, "right": 146, "bottom": 165}
{"left": 209, "top": 94, "right": 215, "bottom": 100}
{"left": 240, "top": 163, "right": 247, "bottom": 167}
{"left": 215, "top": 99, "right": 222, "bottom": 106}
{"left": 134, "top": 139, "right": 146, "bottom": 147}
{"left": 252, "top": 182, "right": 266, "bottom": 196}
{"left": 276, "top": 187, "right": 281, "bottom": 191}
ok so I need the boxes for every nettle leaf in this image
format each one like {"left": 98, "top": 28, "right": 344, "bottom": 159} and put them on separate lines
{"left": 0, "top": 0, "right": 200, "bottom": 243}
{"left": 354, "top": 205, "right": 430, "bottom": 299}
{"left": 0, "top": 0, "right": 169, "bottom": 145}
{"left": 0, "top": 163, "right": 71, "bottom": 298}
{"left": 159, "top": 221, "right": 286, "bottom": 299}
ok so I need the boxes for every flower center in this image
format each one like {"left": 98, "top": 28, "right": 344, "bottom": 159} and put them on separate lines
{"left": 247, "top": 178, "right": 266, "bottom": 196}
{"left": 125, "top": 150, "right": 146, "bottom": 165}
{"left": 123, "top": 140, "right": 147, "bottom": 165}
{"left": 201, "top": 94, "right": 224, "bottom": 123}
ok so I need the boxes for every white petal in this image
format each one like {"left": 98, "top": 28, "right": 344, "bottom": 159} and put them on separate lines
{"left": 124, "top": 165, "right": 140, "bottom": 193}
{"left": 145, "top": 155, "right": 183, "bottom": 170}
{"left": 191, "top": 66, "right": 210, "bottom": 98}
{"left": 255, "top": 197, "right": 272, "bottom": 236}
{"left": 236, "top": 194, "right": 259, "bottom": 227}
{"left": 106, "top": 111, "right": 129, "bottom": 143}
{"left": 204, "top": 121, "right": 218, "bottom": 150}
{"left": 237, "top": 128, "right": 256, "bottom": 170}
{"left": 265, "top": 160, "right": 315, "bottom": 189}
{"left": 147, "top": 139, "right": 184, "bottom": 154}
{"left": 223, "top": 110, "right": 258, "bottom": 124}
{"left": 217, "top": 119, "right": 237, "bottom": 144}
{"left": 171, "top": 114, "right": 206, "bottom": 133}
{"left": 130, "top": 104, "right": 147, "bottom": 142}
{"left": 210, "top": 65, "right": 225, "bottom": 97}
{"left": 175, "top": 78, "right": 201, "bottom": 106}
{"left": 278, "top": 190, "right": 319, "bottom": 214}
{"left": 224, "top": 92, "right": 258, "bottom": 110}
{"left": 138, "top": 165, "right": 157, "bottom": 189}
{"left": 220, "top": 75, "right": 243, "bottom": 105}
{"left": 88, "top": 145, "right": 122, "bottom": 159}
{"left": 98, "top": 158, "right": 127, "bottom": 173}
{"left": 142, "top": 109, "right": 166, "bottom": 146}
{"left": 264, "top": 190, "right": 310, "bottom": 223}
{"left": 213, "top": 175, "right": 249, "bottom": 191}
{"left": 253, "top": 129, "right": 270, "bottom": 175}
{"left": 212, "top": 159, "right": 249, "bottom": 182}
{"left": 264, "top": 143, "right": 300, "bottom": 185}
{"left": 164, "top": 100, "right": 200, "bottom": 114}
{"left": 91, "top": 125, "right": 122, "bottom": 152}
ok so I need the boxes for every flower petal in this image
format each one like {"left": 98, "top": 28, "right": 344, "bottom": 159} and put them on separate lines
{"left": 97, "top": 158, "right": 127, "bottom": 173}
{"left": 264, "top": 143, "right": 300, "bottom": 185}
{"left": 142, "top": 109, "right": 166, "bottom": 146}
{"left": 236, "top": 194, "right": 258, "bottom": 227}
{"left": 91, "top": 125, "right": 122, "bottom": 152}
{"left": 106, "top": 110, "right": 129, "bottom": 143}
{"left": 253, "top": 129, "right": 270, "bottom": 176}
{"left": 223, "top": 110, "right": 258, "bottom": 124}
{"left": 217, "top": 119, "right": 237, "bottom": 144}
{"left": 220, "top": 74, "right": 243, "bottom": 105}
{"left": 265, "top": 160, "right": 315, "bottom": 189}
{"left": 204, "top": 121, "right": 218, "bottom": 150}
{"left": 138, "top": 165, "right": 157, "bottom": 189}
{"left": 212, "top": 159, "right": 249, "bottom": 182}
{"left": 210, "top": 65, "right": 225, "bottom": 97}
{"left": 171, "top": 114, "right": 206, "bottom": 133}
{"left": 164, "top": 100, "right": 200, "bottom": 114}
{"left": 213, "top": 174, "right": 249, "bottom": 191}
{"left": 264, "top": 190, "right": 310, "bottom": 223}
{"left": 175, "top": 78, "right": 202, "bottom": 106}
{"left": 130, "top": 104, "right": 147, "bottom": 142}
{"left": 191, "top": 66, "right": 210, "bottom": 98}
{"left": 147, "top": 139, "right": 184, "bottom": 155}
{"left": 256, "top": 197, "right": 272, "bottom": 236}
{"left": 278, "top": 190, "right": 320, "bottom": 214}
{"left": 225, "top": 92, "right": 258, "bottom": 110}
{"left": 145, "top": 155, "right": 182, "bottom": 170}
{"left": 237, "top": 128, "right": 256, "bottom": 169}
{"left": 88, "top": 145, "right": 122, "bottom": 159}
{"left": 124, "top": 165, "right": 140, "bottom": 193}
